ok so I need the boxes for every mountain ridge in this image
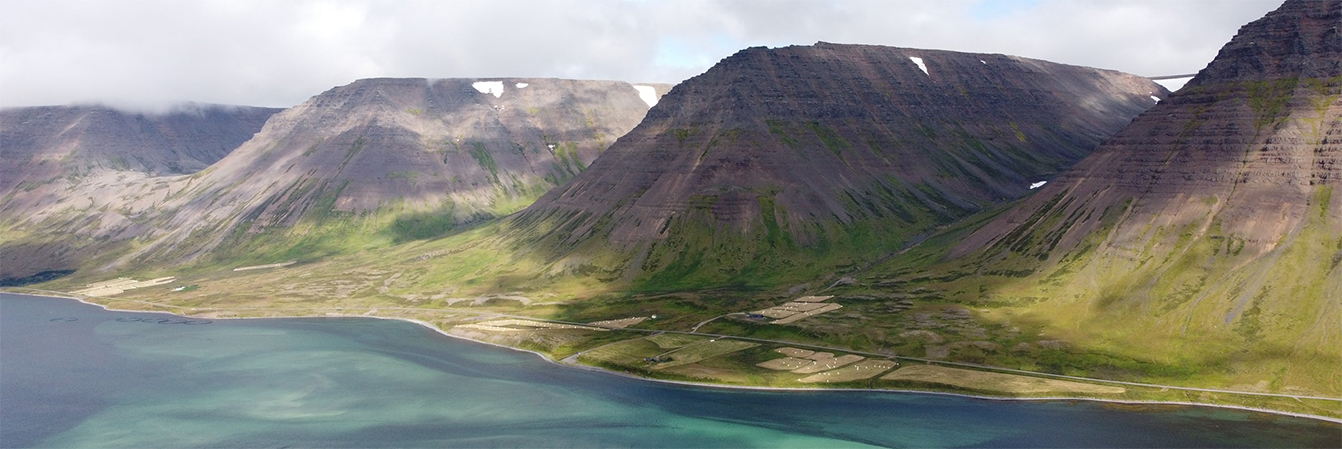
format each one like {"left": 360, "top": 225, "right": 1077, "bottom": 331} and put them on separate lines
{"left": 0, "top": 78, "right": 669, "bottom": 279}
{"left": 134, "top": 77, "right": 668, "bottom": 263}
{"left": 865, "top": 0, "right": 1340, "bottom": 396}
{"left": 503, "top": 42, "right": 1167, "bottom": 288}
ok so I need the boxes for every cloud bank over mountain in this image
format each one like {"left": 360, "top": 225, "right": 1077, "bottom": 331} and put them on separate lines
{"left": 0, "top": 0, "right": 1278, "bottom": 110}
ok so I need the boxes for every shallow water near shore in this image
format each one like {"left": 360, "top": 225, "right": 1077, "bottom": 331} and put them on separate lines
{"left": 3, "top": 293, "right": 1338, "bottom": 448}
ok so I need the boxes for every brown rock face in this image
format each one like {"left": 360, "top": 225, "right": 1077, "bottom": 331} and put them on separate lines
{"left": 509, "top": 42, "right": 1163, "bottom": 285}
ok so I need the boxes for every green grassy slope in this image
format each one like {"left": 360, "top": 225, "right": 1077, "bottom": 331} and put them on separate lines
{"left": 843, "top": 70, "right": 1342, "bottom": 397}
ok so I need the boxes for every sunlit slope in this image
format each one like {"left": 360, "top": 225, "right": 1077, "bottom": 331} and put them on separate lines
{"left": 863, "top": 0, "right": 1341, "bottom": 396}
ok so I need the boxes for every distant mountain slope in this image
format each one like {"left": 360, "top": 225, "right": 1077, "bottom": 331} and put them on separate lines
{"left": 955, "top": 0, "right": 1341, "bottom": 260}
{"left": 0, "top": 103, "right": 281, "bottom": 183}
{"left": 0, "top": 104, "right": 281, "bottom": 217}
{"left": 0, "top": 78, "right": 668, "bottom": 279}
{"left": 117, "top": 78, "right": 669, "bottom": 266}
{"left": 873, "top": 0, "right": 1340, "bottom": 396}
{"left": 0, "top": 103, "right": 280, "bottom": 279}
{"left": 505, "top": 43, "right": 1165, "bottom": 289}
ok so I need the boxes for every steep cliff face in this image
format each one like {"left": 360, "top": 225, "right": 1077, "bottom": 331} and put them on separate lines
{"left": 125, "top": 78, "right": 668, "bottom": 264}
{"left": 896, "top": 0, "right": 1339, "bottom": 394}
{"left": 508, "top": 43, "right": 1164, "bottom": 288}
{"left": 0, "top": 104, "right": 280, "bottom": 279}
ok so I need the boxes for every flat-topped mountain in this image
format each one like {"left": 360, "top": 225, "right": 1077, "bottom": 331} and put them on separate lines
{"left": 0, "top": 78, "right": 668, "bottom": 279}
{"left": 507, "top": 42, "right": 1165, "bottom": 288}
{"left": 886, "top": 0, "right": 1339, "bottom": 395}
{"left": 125, "top": 77, "right": 669, "bottom": 264}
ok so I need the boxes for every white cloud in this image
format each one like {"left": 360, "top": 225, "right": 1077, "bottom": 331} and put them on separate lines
{"left": 0, "top": 0, "right": 1282, "bottom": 110}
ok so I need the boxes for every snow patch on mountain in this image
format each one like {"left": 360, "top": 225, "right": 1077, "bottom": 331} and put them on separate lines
{"left": 634, "top": 85, "right": 658, "bottom": 107}
{"left": 472, "top": 81, "right": 504, "bottom": 97}
{"left": 910, "top": 57, "right": 929, "bottom": 75}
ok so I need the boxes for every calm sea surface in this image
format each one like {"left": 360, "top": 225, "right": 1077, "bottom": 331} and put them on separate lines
{"left": 2, "top": 293, "right": 1338, "bottom": 448}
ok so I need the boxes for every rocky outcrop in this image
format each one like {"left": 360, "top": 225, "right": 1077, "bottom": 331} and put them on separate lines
{"left": 508, "top": 42, "right": 1165, "bottom": 286}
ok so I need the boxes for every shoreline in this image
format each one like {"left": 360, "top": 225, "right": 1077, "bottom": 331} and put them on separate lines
{"left": 6, "top": 290, "right": 1340, "bottom": 425}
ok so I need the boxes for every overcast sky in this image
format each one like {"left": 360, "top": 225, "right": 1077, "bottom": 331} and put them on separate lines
{"left": 0, "top": 0, "right": 1282, "bottom": 111}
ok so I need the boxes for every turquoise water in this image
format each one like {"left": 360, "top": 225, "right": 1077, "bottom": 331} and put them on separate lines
{"left": 2, "top": 293, "right": 1338, "bottom": 448}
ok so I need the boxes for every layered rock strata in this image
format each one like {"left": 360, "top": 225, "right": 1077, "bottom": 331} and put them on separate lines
{"left": 510, "top": 42, "right": 1166, "bottom": 284}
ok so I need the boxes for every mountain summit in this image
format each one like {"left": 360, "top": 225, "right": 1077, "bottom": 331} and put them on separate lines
{"left": 508, "top": 42, "right": 1165, "bottom": 288}
{"left": 956, "top": 0, "right": 1340, "bottom": 290}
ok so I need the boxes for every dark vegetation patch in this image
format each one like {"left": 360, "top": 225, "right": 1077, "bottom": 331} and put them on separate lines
{"left": 0, "top": 269, "right": 76, "bottom": 287}
{"left": 387, "top": 205, "right": 458, "bottom": 243}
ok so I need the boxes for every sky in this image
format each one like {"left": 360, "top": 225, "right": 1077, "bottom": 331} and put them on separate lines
{"left": 0, "top": 0, "right": 1283, "bottom": 111}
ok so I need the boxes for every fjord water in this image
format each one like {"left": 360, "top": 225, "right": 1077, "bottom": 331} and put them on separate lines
{"left": 2, "top": 294, "right": 1337, "bottom": 448}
